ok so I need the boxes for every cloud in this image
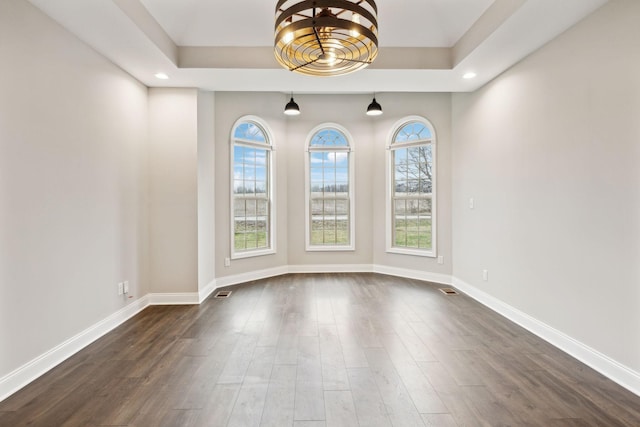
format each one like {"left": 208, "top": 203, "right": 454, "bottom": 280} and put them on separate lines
{"left": 327, "top": 152, "right": 348, "bottom": 164}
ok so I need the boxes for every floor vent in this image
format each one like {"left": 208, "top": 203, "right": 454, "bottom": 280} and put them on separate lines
{"left": 439, "top": 288, "right": 459, "bottom": 295}
{"left": 214, "top": 290, "right": 232, "bottom": 298}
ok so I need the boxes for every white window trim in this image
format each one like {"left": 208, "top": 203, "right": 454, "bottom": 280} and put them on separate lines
{"left": 305, "top": 123, "right": 355, "bottom": 252}
{"left": 385, "top": 116, "right": 437, "bottom": 258}
{"left": 230, "top": 115, "right": 277, "bottom": 260}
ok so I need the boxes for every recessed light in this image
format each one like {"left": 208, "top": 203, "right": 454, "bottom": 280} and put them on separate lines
{"left": 155, "top": 73, "right": 169, "bottom": 80}
{"left": 463, "top": 72, "right": 477, "bottom": 79}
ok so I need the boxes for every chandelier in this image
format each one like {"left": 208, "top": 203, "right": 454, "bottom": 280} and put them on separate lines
{"left": 274, "top": 0, "right": 379, "bottom": 77}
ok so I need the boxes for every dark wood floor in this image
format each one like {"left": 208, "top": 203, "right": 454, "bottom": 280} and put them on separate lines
{"left": 1, "top": 273, "right": 639, "bottom": 426}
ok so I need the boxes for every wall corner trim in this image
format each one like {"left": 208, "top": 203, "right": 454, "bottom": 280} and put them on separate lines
{"left": 199, "top": 280, "right": 217, "bottom": 303}
{"left": 451, "top": 276, "right": 640, "bottom": 397}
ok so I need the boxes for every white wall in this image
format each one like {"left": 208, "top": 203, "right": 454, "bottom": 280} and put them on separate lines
{"left": 148, "top": 88, "right": 198, "bottom": 294}
{"left": 0, "top": 0, "right": 148, "bottom": 379}
{"left": 452, "top": 0, "right": 640, "bottom": 373}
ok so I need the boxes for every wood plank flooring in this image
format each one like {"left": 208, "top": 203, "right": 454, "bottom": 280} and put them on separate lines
{"left": 1, "top": 273, "right": 639, "bottom": 426}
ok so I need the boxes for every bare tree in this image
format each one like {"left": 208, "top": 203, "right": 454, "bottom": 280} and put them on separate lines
{"left": 394, "top": 146, "right": 433, "bottom": 194}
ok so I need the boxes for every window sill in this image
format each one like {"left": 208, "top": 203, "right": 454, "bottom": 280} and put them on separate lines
{"left": 386, "top": 247, "right": 436, "bottom": 258}
{"left": 306, "top": 245, "right": 355, "bottom": 252}
{"left": 231, "top": 248, "right": 275, "bottom": 260}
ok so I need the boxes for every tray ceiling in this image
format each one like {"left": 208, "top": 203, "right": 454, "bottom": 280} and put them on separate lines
{"left": 27, "top": 0, "right": 608, "bottom": 93}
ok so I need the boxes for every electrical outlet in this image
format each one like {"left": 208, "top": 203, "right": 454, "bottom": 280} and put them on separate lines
{"left": 224, "top": 257, "right": 231, "bottom": 267}
{"left": 117, "top": 282, "right": 124, "bottom": 295}
{"left": 437, "top": 255, "right": 444, "bottom": 265}
{"left": 482, "top": 269, "right": 489, "bottom": 281}
{"left": 123, "top": 281, "right": 129, "bottom": 294}
{"left": 469, "top": 197, "right": 475, "bottom": 209}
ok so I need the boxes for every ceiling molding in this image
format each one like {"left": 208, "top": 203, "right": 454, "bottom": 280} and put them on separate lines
{"left": 453, "top": 0, "right": 526, "bottom": 67}
{"left": 371, "top": 48, "right": 452, "bottom": 70}
{"left": 112, "top": 0, "right": 177, "bottom": 64}
{"left": 179, "top": 47, "right": 277, "bottom": 69}
{"left": 27, "top": 0, "right": 609, "bottom": 93}
{"left": 178, "top": 47, "right": 453, "bottom": 71}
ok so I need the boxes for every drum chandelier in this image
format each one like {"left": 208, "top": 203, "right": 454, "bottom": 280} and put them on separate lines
{"left": 274, "top": 0, "right": 379, "bottom": 76}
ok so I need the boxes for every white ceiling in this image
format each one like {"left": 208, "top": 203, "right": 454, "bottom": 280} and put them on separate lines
{"left": 139, "top": 0, "right": 494, "bottom": 47}
{"left": 28, "top": 0, "right": 608, "bottom": 93}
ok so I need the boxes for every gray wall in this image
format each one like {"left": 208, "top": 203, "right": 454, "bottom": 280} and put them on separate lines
{"left": 0, "top": 0, "right": 148, "bottom": 377}
{"left": 285, "top": 94, "right": 375, "bottom": 267}
{"left": 452, "top": 0, "right": 640, "bottom": 372}
{"left": 214, "top": 92, "right": 290, "bottom": 277}
{"left": 371, "top": 93, "right": 453, "bottom": 275}
{"left": 197, "top": 91, "right": 216, "bottom": 293}
{"left": 212, "top": 92, "right": 453, "bottom": 277}
{"left": 147, "top": 88, "right": 215, "bottom": 296}
{"left": 148, "top": 88, "right": 199, "bottom": 294}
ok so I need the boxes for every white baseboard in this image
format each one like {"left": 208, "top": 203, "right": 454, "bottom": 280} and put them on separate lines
{"left": 147, "top": 292, "right": 200, "bottom": 305}
{"left": 215, "top": 265, "right": 289, "bottom": 288}
{"left": 0, "top": 296, "right": 150, "bottom": 403}
{"left": 373, "top": 264, "right": 452, "bottom": 286}
{"left": 288, "top": 264, "right": 373, "bottom": 273}
{"left": 451, "top": 277, "right": 640, "bottom": 397}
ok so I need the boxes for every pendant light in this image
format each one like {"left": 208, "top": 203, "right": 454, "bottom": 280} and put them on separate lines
{"left": 366, "top": 94, "right": 382, "bottom": 116}
{"left": 284, "top": 94, "right": 301, "bottom": 116}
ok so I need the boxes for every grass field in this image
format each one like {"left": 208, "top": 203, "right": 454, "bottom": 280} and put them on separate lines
{"left": 234, "top": 231, "right": 268, "bottom": 250}
{"left": 310, "top": 229, "right": 349, "bottom": 245}
{"left": 233, "top": 218, "right": 430, "bottom": 250}
{"left": 394, "top": 218, "right": 432, "bottom": 249}
{"left": 234, "top": 219, "right": 268, "bottom": 251}
{"left": 310, "top": 218, "right": 349, "bottom": 245}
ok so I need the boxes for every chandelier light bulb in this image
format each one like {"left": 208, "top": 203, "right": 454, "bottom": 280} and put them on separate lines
{"left": 350, "top": 13, "right": 361, "bottom": 37}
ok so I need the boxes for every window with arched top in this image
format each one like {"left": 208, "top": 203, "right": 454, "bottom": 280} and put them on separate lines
{"left": 230, "top": 116, "right": 275, "bottom": 259}
{"left": 305, "top": 124, "right": 355, "bottom": 251}
{"left": 386, "top": 117, "right": 436, "bottom": 257}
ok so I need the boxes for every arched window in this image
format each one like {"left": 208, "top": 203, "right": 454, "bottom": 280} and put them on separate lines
{"left": 305, "top": 124, "right": 355, "bottom": 251}
{"left": 387, "top": 117, "right": 436, "bottom": 257}
{"left": 230, "top": 116, "right": 275, "bottom": 258}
